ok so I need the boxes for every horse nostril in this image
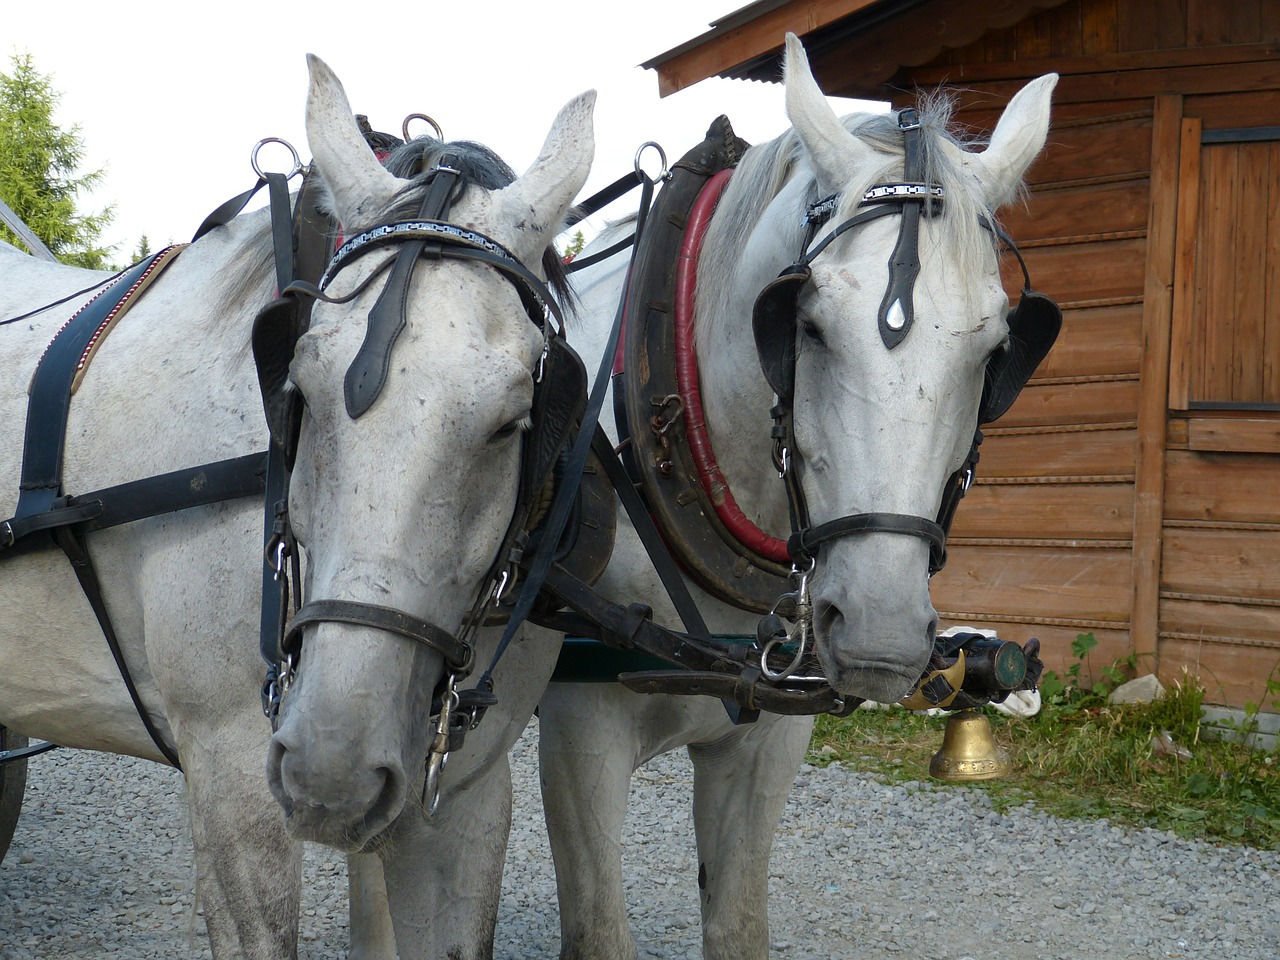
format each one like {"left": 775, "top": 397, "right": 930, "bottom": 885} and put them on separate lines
{"left": 815, "top": 597, "right": 843, "bottom": 640}
{"left": 363, "top": 765, "right": 407, "bottom": 831}
{"left": 265, "top": 736, "right": 295, "bottom": 814}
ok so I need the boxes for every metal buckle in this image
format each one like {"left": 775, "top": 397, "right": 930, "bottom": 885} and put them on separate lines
{"left": 804, "top": 194, "right": 839, "bottom": 226}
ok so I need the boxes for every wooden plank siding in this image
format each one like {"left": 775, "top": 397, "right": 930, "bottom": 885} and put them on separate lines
{"left": 1166, "top": 449, "right": 1280, "bottom": 522}
{"left": 928, "top": 95, "right": 1148, "bottom": 679}
{"left": 951, "top": 482, "right": 1133, "bottom": 539}
{"left": 932, "top": 0, "right": 1280, "bottom": 70}
{"left": 897, "top": 0, "right": 1280, "bottom": 706}
{"left": 640, "top": 0, "right": 1280, "bottom": 705}
{"left": 1128, "top": 94, "right": 1183, "bottom": 667}
{"left": 1175, "top": 139, "right": 1280, "bottom": 406}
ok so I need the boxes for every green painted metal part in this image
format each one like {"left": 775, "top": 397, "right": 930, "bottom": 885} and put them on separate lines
{"left": 552, "top": 636, "right": 756, "bottom": 683}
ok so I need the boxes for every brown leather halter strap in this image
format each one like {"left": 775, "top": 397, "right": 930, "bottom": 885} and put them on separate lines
{"left": 282, "top": 599, "right": 473, "bottom": 673}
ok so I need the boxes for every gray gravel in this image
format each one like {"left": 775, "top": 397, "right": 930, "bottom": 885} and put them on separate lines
{"left": 1, "top": 719, "right": 1277, "bottom": 960}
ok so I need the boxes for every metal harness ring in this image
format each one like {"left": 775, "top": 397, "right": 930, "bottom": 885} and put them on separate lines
{"left": 403, "top": 113, "right": 444, "bottom": 142}
{"left": 634, "top": 141, "right": 670, "bottom": 182}
{"left": 250, "top": 138, "right": 303, "bottom": 181}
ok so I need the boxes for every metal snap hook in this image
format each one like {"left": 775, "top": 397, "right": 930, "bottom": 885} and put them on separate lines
{"left": 493, "top": 569, "right": 511, "bottom": 604}
{"left": 423, "top": 675, "right": 459, "bottom": 816}
{"left": 251, "top": 137, "right": 303, "bottom": 181}
{"left": 759, "top": 620, "right": 809, "bottom": 682}
{"left": 760, "top": 557, "right": 818, "bottom": 682}
{"left": 272, "top": 539, "right": 289, "bottom": 582}
{"left": 634, "top": 141, "right": 669, "bottom": 182}
{"left": 403, "top": 113, "right": 443, "bottom": 142}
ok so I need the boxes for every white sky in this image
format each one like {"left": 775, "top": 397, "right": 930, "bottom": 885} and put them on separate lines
{"left": 4, "top": 0, "right": 884, "bottom": 256}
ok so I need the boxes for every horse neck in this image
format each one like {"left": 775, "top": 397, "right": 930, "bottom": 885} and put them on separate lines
{"left": 692, "top": 197, "right": 800, "bottom": 538}
{"left": 181, "top": 209, "right": 277, "bottom": 362}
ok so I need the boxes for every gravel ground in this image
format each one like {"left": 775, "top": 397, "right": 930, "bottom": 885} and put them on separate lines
{"left": 1, "top": 718, "right": 1277, "bottom": 960}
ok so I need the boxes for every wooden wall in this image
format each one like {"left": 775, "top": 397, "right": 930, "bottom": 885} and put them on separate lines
{"left": 896, "top": 0, "right": 1280, "bottom": 709}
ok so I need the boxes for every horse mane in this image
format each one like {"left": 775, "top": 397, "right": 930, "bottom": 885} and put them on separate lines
{"left": 696, "top": 91, "right": 1006, "bottom": 354}
{"left": 374, "top": 137, "right": 575, "bottom": 310}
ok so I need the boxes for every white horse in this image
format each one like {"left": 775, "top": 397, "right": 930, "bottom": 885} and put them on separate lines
{"left": 0, "top": 54, "right": 593, "bottom": 960}
{"left": 537, "top": 35, "right": 1056, "bottom": 960}
{"left": 262, "top": 60, "right": 595, "bottom": 960}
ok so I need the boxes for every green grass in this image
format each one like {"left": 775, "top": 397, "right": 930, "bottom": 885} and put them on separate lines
{"left": 807, "top": 636, "right": 1280, "bottom": 850}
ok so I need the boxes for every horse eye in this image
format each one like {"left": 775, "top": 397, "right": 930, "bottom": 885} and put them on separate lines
{"left": 799, "top": 320, "right": 826, "bottom": 346}
{"left": 490, "top": 417, "right": 526, "bottom": 443}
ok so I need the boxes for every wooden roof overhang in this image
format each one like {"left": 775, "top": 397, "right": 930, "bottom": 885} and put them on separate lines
{"left": 643, "top": 0, "right": 1074, "bottom": 99}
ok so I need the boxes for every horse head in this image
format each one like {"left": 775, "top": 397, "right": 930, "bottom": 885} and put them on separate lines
{"left": 265, "top": 55, "right": 593, "bottom": 850}
{"left": 709, "top": 36, "right": 1055, "bottom": 703}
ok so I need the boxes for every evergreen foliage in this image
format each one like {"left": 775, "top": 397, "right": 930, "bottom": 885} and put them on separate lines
{"left": 0, "top": 53, "right": 114, "bottom": 267}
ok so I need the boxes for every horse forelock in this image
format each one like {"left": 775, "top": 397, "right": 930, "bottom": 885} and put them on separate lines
{"left": 835, "top": 92, "right": 998, "bottom": 286}
{"left": 696, "top": 92, "right": 1012, "bottom": 354}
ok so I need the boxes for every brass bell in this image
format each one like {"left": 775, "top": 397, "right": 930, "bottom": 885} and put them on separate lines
{"left": 929, "top": 709, "right": 1012, "bottom": 781}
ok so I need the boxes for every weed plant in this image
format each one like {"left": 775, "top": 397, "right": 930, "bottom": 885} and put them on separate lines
{"left": 808, "top": 634, "right": 1280, "bottom": 850}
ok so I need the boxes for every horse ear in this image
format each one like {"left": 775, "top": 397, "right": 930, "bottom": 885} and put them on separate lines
{"left": 495, "top": 90, "right": 596, "bottom": 268}
{"left": 969, "top": 73, "right": 1058, "bottom": 210}
{"left": 304, "top": 54, "right": 401, "bottom": 229}
{"left": 783, "top": 33, "right": 875, "bottom": 195}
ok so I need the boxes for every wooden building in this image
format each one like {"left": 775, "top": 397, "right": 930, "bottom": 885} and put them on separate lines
{"left": 645, "top": 0, "right": 1280, "bottom": 710}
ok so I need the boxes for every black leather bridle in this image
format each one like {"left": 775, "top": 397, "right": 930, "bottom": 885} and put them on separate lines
{"left": 751, "top": 109, "right": 1062, "bottom": 578}
{"left": 252, "top": 159, "right": 586, "bottom": 731}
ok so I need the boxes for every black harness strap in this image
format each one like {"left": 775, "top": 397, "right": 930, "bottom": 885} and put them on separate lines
{"left": 1, "top": 454, "right": 268, "bottom": 558}
{"left": 51, "top": 525, "right": 181, "bottom": 767}
{"left": 877, "top": 109, "right": 926, "bottom": 349}
{"left": 789, "top": 512, "right": 946, "bottom": 571}
{"left": 344, "top": 163, "right": 462, "bottom": 417}
{"left": 589, "top": 427, "right": 712, "bottom": 644}
{"left": 470, "top": 172, "right": 661, "bottom": 704}
{"left": 5, "top": 250, "right": 188, "bottom": 767}
{"left": 15, "top": 254, "right": 169, "bottom": 531}
{"left": 256, "top": 170, "right": 318, "bottom": 702}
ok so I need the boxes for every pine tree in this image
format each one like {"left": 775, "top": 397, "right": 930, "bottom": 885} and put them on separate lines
{"left": 561, "top": 229, "right": 587, "bottom": 260}
{"left": 0, "top": 53, "right": 114, "bottom": 268}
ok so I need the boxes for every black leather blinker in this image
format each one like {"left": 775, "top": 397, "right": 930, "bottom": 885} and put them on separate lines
{"left": 979, "top": 288, "right": 1062, "bottom": 423}
{"left": 751, "top": 264, "right": 810, "bottom": 402}
{"left": 525, "top": 336, "right": 588, "bottom": 502}
{"left": 251, "top": 295, "right": 306, "bottom": 468}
